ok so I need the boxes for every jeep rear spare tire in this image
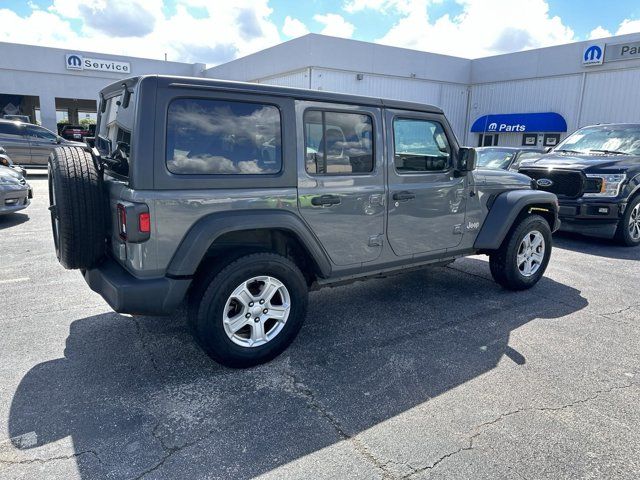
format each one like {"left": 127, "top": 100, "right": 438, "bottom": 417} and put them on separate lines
{"left": 48, "top": 146, "right": 106, "bottom": 269}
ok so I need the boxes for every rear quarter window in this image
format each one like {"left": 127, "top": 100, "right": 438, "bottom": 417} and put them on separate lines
{"left": 166, "top": 98, "right": 282, "bottom": 175}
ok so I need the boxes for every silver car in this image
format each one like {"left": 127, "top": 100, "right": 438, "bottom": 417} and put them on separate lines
{"left": 0, "top": 119, "right": 83, "bottom": 167}
{"left": 0, "top": 164, "right": 31, "bottom": 215}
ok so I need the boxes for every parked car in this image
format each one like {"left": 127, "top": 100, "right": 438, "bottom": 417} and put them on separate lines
{"left": 60, "top": 125, "right": 90, "bottom": 141}
{"left": 2, "top": 114, "right": 30, "bottom": 123}
{"left": 519, "top": 123, "right": 640, "bottom": 246}
{"left": 476, "top": 147, "right": 546, "bottom": 171}
{"left": 0, "top": 164, "right": 31, "bottom": 215}
{"left": 48, "top": 75, "right": 559, "bottom": 368}
{"left": 0, "top": 120, "right": 83, "bottom": 167}
{"left": 0, "top": 145, "right": 27, "bottom": 177}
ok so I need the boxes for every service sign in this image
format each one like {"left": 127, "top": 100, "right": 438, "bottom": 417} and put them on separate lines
{"left": 605, "top": 40, "right": 640, "bottom": 63}
{"left": 65, "top": 53, "right": 131, "bottom": 73}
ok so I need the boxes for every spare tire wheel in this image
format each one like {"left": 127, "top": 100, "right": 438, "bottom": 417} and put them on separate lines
{"left": 48, "top": 146, "right": 107, "bottom": 269}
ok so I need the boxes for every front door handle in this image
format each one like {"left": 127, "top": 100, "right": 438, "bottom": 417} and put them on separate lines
{"left": 392, "top": 191, "right": 416, "bottom": 201}
{"left": 311, "top": 194, "right": 341, "bottom": 206}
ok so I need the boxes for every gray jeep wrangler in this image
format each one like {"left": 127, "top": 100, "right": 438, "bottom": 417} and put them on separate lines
{"left": 48, "top": 75, "right": 559, "bottom": 368}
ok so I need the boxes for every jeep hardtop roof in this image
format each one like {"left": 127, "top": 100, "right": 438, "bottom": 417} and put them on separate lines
{"left": 101, "top": 75, "right": 444, "bottom": 115}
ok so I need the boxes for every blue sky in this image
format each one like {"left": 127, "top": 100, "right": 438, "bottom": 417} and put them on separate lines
{"left": 1, "top": 0, "right": 639, "bottom": 65}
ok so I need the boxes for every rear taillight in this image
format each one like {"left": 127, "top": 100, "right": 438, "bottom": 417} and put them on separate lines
{"left": 116, "top": 202, "right": 150, "bottom": 243}
{"left": 138, "top": 212, "right": 150, "bottom": 233}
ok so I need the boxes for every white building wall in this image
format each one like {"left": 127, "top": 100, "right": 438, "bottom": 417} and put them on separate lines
{"left": 255, "top": 68, "right": 310, "bottom": 88}
{"left": 579, "top": 66, "right": 640, "bottom": 126}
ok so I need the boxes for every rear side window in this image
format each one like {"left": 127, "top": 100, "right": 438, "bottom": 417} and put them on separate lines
{"left": 304, "top": 110, "right": 374, "bottom": 174}
{"left": 26, "top": 126, "right": 57, "bottom": 141}
{"left": 393, "top": 118, "right": 450, "bottom": 173}
{"left": 166, "top": 98, "right": 282, "bottom": 175}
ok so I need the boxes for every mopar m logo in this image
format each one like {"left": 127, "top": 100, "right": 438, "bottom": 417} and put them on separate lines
{"left": 537, "top": 178, "right": 554, "bottom": 188}
{"left": 583, "top": 44, "right": 604, "bottom": 66}
{"left": 66, "top": 54, "right": 83, "bottom": 70}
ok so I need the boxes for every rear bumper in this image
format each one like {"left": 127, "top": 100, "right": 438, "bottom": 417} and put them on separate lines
{"left": 557, "top": 198, "right": 624, "bottom": 239}
{"left": 84, "top": 257, "right": 191, "bottom": 315}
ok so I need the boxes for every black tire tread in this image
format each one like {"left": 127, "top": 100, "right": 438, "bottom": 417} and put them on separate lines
{"left": 49, "top": 146, "right": 106, "bottom": 269}
{"left": 614, "top": 194, "right": 640, "bottom": 247}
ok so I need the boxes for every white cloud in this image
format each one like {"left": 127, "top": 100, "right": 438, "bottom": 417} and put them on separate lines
{"left": 0, "top": 0, "right": 283, "bottom": 66}
{"left": 589, "top": 26, "right": 612, "bottom": 40}
{"left": 616, "top": 18, "right": 640, "bottom": 36}
{"left": 374, "top": 0, "right": 575, "bottom": 58}
{"left": 282, "top": 16, "right": 309, "bottom": 38}
{"left": 314, "top": 13, "right": 355, "bottom": 38}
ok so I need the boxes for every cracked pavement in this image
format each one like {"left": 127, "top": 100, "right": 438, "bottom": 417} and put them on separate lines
{"left": 1, "top": 176, "right": 639, "bottom": 479}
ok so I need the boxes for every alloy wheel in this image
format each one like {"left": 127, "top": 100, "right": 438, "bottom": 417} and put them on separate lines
{"left": 222, "top": 276, "right": 291, "bottom": 348}
{"left": 517, "top": 230, "right": 545, "bottom": 277}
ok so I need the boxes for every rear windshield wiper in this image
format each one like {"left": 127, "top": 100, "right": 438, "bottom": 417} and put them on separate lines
{"left": 589, "top": 149, "right": 629, "bottom": 155}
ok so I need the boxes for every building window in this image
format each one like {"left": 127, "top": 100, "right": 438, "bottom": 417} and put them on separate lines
{"left": 166, "top": 98, "right": 282, "bottom": 175}
{"left": 478, "top": 133, "right": 499, "bottom": 147}
{"left": 304, "top": 110, "right": 374, "bottom": 174}
{"left": 393, "top": 118, "right": 450, "bottom": 173}
{"left": 543, "top": 134, "right": 560, "bottom": 147}
{"left": 522, "top": 133, "right": 538, "bottom": 146}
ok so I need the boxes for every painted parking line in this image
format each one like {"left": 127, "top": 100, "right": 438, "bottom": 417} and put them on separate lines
{"left": 0, "top": 277, "right": 30, "bottom": 285}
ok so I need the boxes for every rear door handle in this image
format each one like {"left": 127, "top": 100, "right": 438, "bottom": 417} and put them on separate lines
{"left": 392, "top": 191, "right": 416, "bottom": 201}
{"left": 311, "top": 194, "right": 341, "bottom": 206}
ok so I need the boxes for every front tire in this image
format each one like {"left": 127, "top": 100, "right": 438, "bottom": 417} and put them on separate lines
{"left": 189, "top": 253, "right": 308, "bottom": 368}
{"left": 614, "top": 196, "right": 640, "bottom": 247}
{"left": 489, "top": 214, "right": 552, "bottom": 291}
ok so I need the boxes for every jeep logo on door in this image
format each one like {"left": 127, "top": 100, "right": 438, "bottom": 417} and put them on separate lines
{"left": 536, "top": 178, "right": 554, "bottom": 188}
{"left": 66, "top": 54, "right": 83, "bottom": 70}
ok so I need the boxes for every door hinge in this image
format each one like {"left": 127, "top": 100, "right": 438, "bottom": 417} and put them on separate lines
{"left": 368, "top": 234, "right": 384, "bottom": 247}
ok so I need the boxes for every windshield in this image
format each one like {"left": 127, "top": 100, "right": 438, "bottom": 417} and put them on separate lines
{"left": 555, "top": 125, "right": 640, "bottom": 155}
{"left": 476, "top": 149, "right": 515, "bottom": 169}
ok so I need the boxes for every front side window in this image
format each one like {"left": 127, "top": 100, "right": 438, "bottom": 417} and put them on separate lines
{"left": 166, "top": 98, "right": 282, "bottom": 175}
{"left": 393, "top": 118, "right": 450, "bottom": 173}
{"left": 26, "top": 126, "right": 57, "bottom": 141}
{"left": 304, "top": 110, "right": 374, "bottom": 174}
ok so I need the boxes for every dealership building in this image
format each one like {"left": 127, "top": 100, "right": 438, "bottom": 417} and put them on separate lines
{"left": 1, "top": 31, "right": 640, "bottom": 144}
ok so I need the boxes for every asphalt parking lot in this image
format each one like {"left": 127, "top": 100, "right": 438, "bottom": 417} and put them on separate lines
{"left": 1, "top": 175, "right": 639, "bottom": 480}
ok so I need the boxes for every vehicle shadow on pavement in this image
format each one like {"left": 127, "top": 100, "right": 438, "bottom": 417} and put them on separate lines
{"left": 7, "top": 259, "right": 588, "bottom": 479}
{"left": 554, "top": 232, "right": 640, "bottom": 261}
{"left": 0, "top": 213, "right": 29, "bottom": 230}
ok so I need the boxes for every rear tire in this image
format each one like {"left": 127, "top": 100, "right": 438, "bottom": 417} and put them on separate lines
{"left": 614, "top": 195, "right": 640, "bottom": 247}
{"left": 489, "top": 214, "right": 552, "bottom": 291}
{"left": 48, "top": 146, "right": 106, "bottom": 269}
{"left": 189, "top": 253, "right": 308, "bottom": 368}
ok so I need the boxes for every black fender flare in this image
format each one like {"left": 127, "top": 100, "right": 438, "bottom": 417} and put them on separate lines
{"left": 166, "top": 210, "right": 332, "bottom": 278}
{"left": 474, "top": 190, "right": 559, "bottom": 250}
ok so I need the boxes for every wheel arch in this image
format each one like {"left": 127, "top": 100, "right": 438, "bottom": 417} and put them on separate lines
{"left": 474, "top": 189, "right": 559, "bottom": 251}
{"left": 167, "top": 210, "right": 332, "bottom": 281}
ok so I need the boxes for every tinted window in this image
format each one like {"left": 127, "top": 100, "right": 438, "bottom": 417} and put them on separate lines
{"left": 304, "top": 110, "right": 373, "bottom": 174}
{"left": 0, "top": 123, "right": 22, "bottom": 136}
{"left": 393, "top": 118, "right": 450, "bottom": 173}
{"left": 166, "top": 98, "right": 282, "bottom": 175}
{"left": 26, "top": 126, "right": 57, "bottom": 140}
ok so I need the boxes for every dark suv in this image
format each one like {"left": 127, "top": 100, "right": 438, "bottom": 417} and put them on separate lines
{"left": 519, "top": 124, "right": 640, "bottom": 246}
{"left": 47, "top": 75, "right": 559, "bottom": 367}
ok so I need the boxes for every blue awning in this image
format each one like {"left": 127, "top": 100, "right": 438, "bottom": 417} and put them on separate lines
{"left": 471, "top": 112, "right": 567, "bottom": 133}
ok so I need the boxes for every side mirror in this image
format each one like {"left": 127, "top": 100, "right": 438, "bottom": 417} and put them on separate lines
{"left": 456, "top": 147, "right": 477, "bottom": 173}
{"left": 56, "top": 136, "right": 62, "bottom": 144}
